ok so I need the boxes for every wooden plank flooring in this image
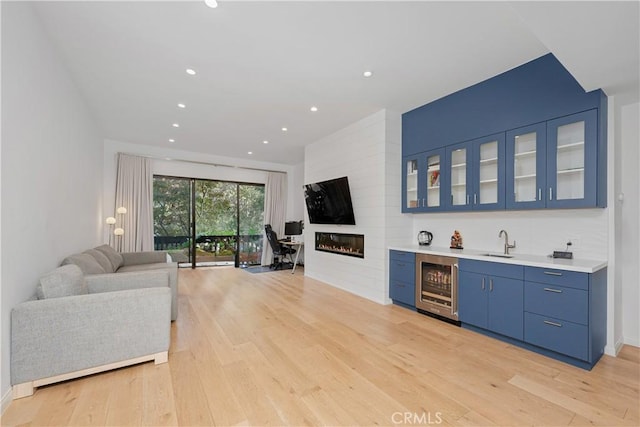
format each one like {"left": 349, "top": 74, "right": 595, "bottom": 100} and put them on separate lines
{"left": 2, "top": 266, "right": 639, "bottom": 426}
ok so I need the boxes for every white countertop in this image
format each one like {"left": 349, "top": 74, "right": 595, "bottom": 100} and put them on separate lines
{"left": 388, "top": 244, "right": 607, "bottom": 273}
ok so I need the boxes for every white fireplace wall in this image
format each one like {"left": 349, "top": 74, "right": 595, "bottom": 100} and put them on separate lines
{"left": 304, "top": 110, "right": 411, "bottom": 304}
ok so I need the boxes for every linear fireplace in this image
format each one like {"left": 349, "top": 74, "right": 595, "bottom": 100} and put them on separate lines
{"left": 315, "top": 232, "right": 364, "bottom": 258}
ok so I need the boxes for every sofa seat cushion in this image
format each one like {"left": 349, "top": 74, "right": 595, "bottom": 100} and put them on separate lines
{"left": 84, "top": 249, "right": 115, "bottom": 273}
{"left": 117, "top": 263, "right": 174, "bottom": 275}
{"left": 37, "top": 264, "right": 88, "bottom": 299}
{"left": 94, "top": 245, "right": 124, "bottom": 271}
{"left": 61, "top": 253, "right": 106, "bottom": 275}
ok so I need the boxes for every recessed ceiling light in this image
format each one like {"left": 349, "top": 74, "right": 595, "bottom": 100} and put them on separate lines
{"left": 169, "top": 139, "right": 175, "bottom": 143}
{"left": 310, "top": 106, "right": 318, "bottom": 112}
{"left": 172, "top": 123, "right": 180, "bottom": 128}
{"left": 263, "top": 140, "right": 269, "bottom": 144}
{"left": 248, "top": 151, "right": 253, "bottom": 155}
{"left": 177, "top": 103, "right": 186, "bottom": 109}
{"left": 204, "top": 0, "right": 218, "bottom": 8}
{"left": 282, "top": 127, "right": 288, "bottom": 132}
{"left": 186, "top": 68, "right": 196, "bottom": 75}
{"left": 363, "top": 70, "right": 373, "bottom": 77}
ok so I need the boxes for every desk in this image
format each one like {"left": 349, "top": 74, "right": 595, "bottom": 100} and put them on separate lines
{"left": 279, "top": 240, "right": 304, "bottom": 274}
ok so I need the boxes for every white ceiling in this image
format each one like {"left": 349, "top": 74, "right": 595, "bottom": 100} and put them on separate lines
{"left": 31, "top": 1, "right": 639, "bottom": 166}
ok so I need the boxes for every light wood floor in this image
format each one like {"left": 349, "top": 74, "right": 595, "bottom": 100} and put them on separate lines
{"left": 3, "top": 267, "right": 639, "bottom": 426}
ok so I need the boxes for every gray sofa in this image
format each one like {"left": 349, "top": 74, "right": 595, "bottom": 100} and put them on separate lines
{"left": 61, "top": 245, "right": 178, "bottom": 321}
{"left": 11, "top": 264, "right": 171, "bottom": 399}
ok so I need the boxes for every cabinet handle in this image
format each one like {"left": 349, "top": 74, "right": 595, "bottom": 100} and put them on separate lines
{"left": 543, "top": 271, "right": 562, "bottom": 276}
{"left": 538, "top": 188, "right": 542, "bottom": 201}
{"left": 481, "top": 278, "right": 485, "bottom": 290}
{"left": 549, "top": 187, "right": 553, "bottom": 201}
{"left": 466, "top": 194, "right": 470, "bottom": 205}
{"left": 474, "top": 194, "right": 477, "bottom": 204}
{"left": 543, "top": 287, "right": 563, "bottom": 293}
{"left": 543, "top": 320, "right": 563, "bottom": 328}
{"left": 489, "top": 279, "right": 493, "bottom": 292}
{"left": 422, "top": 198, "right": 425, "bottom": 208}
{"left": 396, "top": 283, "right": 405, "bottom": 288}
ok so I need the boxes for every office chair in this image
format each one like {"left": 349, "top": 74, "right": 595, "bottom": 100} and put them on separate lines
{"left": 264, "top": 224, "right": 296, "bottom": 270}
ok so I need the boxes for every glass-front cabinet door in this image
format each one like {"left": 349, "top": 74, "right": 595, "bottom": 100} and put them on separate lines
{"left": 445, "top": 143, "right": 472, "bottom": 211}
{"left": 472, "top": 133, "right": 505, "bottom": 210}
{"left": 547, "top": 109, "right": 597, "bottom": 208}
{"left": 402, "top": 150, "right": 446, "bottom": 212}
{"left": 403, "top": 156, "right": 420, "bottom": 212}
{"left": 506, "top": 123, "right": 546, "bottom": 209}
{"left": 424, "top": 149, "right": 446, "bottom": 211}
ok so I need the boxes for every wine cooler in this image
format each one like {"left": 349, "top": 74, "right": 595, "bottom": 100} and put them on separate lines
{"left": 415, "top": 253, "right": 459, "bottom": 322}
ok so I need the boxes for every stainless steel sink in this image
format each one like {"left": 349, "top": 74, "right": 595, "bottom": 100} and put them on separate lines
{"left": 481, "top": 253, "right": 514, "bottom": 258}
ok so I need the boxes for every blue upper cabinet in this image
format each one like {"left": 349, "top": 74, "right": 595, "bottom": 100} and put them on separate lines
{"left": 506, "top": 122, "right": 547, "bottom": 209}
{"left": 402, "top": 53, "right": 607, "bottom": 212}
{"left": 403, "top": 149, "right": 447, "bottom": 213}
{"left": 444, "top": 133, "right": 505, "bottom": 211}
{"left": 547, "top": 110, "right": 598, "bottom": 208}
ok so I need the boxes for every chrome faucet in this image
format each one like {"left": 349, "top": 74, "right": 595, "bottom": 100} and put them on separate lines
{"left": 499, "top": 229, "right": 516, "bottom": 255}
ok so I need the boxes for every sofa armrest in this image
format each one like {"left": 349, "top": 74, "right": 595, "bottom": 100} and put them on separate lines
{"left": 11, "top": 287, "right": 171, "bottom": 385}
{"left": 121, "top": 251, "right": 168, "bottom": 266}
{"left": 86, "top": 270, "right": 169, "bottom": 294}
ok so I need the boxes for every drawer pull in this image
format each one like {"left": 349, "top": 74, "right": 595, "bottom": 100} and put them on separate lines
{"left": 543, "top": 287, "right": 563, "bottom": 293}
{"left": 543, "top": 320, "right": 563, "bottom": 328}
{"left": 543, "top": 271, "right": 563, "bottom": 276}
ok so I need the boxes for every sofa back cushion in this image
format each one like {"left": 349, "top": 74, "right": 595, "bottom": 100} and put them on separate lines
{"left": 37, "top": 264, "right": 88, "bottom": 299}
{"left": 94, "top": 245, "right": 124, "bottom": 271}
{"left": 84, "top": 249, "right": 115, "bottom": 273}
{"left": 61, "top": 253, "right": 106, "bottom": 275}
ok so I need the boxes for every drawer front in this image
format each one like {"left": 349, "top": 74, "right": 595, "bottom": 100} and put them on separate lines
{"left": 389, "top": 280, "right": 415, "bottom": 306}
{"left": 459, "top": 258, "right": 523, "bottom": 279}
{"left": 525, "top": 282, "right": 588, "bottom": 325}
{"left": 524, "top": 266, "right": 588, "bottom": 290}
{"left": 390, "top": 259, "right": 415, "bottom": 284}
{"left": 524, "top": 312, "right": 588, "bottom": 361}
{"left": 390, "top": 250, "right": 416, "bottom": 263}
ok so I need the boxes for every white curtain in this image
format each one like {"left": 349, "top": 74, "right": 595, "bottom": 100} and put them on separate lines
{"left": 114, "top": 153, "right": 154, "bottom": 252}
{"left": 261, "top": 172, "right": 288, "bottom": 266}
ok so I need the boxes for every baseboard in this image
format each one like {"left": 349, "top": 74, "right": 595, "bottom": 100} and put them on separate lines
{"left": 623, "top": 335, "right": 640, "bottom": 348}
{"left": 1, "top": 387, "right": 12, "bottom": 416}
{"left": 605, "top": 336, "right": 625, "bottom": 356}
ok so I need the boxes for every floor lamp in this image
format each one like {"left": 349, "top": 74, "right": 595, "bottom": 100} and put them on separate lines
{"left": 105, "top": 206, "right": 127, "bottom": 251}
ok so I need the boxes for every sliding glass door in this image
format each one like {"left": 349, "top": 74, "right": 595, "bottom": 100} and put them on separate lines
{"left": 153, "top": 176, "right": 264, "bottom": 268}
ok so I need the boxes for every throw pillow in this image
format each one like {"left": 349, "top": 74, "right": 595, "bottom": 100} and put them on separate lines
{"left": 61, "top": 253, "right": 106, "bottom": 275}
{"left": 94, "top": 244, "right": 124, "bottom": 271}
{"left": 84, "top": 249, "right": 114, "bottom": 273}
{"left": 36, "top": 264, "right": 88, "bottom": 299}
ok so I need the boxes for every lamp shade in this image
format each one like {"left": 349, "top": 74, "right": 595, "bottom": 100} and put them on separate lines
{"left": 114, "top": 228, "right": 124, "bottom": 236}
{"left": 116, "top": 207, "right": 127, "bottom": 214}
{"left": 105, "top": 216, "right": 116, "bottom": 225}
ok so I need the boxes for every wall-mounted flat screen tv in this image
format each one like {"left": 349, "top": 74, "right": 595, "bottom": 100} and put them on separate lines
{"left": 304, "top": 176, "right": 356, "bottom": 225}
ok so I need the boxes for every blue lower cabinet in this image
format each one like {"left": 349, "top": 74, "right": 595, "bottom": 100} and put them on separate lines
{"left": 524, "top": 312, "right": 588, "bottom": 361}
{"left": 459, "top": 267, "right": 523, "bottom": 340}
{"left": 459, "top": 260, "right": 605, "bottom": 369}
{"left": 389, "top": 251, "right": 416, "bottom": 309}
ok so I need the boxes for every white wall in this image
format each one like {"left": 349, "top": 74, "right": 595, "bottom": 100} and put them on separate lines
{"left": 1, "top": 2, "right": 103, "bottom": 405}
{"left": 304, "top": 110, "right": 410, "bottom": 304}
{"left": 620, "top": 102, "right": 640, "bottom": 346}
